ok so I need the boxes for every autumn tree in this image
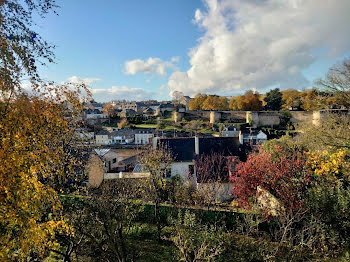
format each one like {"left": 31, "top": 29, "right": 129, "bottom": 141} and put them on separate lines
{"left": 0, "top": 1, "right": 92, "bottom": 260}
{"left": 228, "top": 95, "right": 246, "bottom": 110}
{"left": 231, "top": 148, "right": 308, "bottom": 212}
{"left": 264, "top": 88, "right": 282, "bottom": 111}
{"left": 281, "top": 89, "right": 302, "bottom": 110}
{"left": 200, "top": 95, "right": 227, "bottom": 110}
{"left": 188, "top": 93, "right": 207, "bottom": 110}
{"left": 102, "top": 102, "right": 116, "bottom": 125}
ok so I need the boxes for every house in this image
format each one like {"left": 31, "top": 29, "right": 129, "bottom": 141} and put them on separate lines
{"left": 110, "top": 129, "right": 134, "bottom": 144}
{"left": 222, "top": 125, "right": 239, "bottom": 137}
{"left": 86, "top": 100, "right": 103, "bottom": 110}
{"left": 85, "top": 108, "right": 107, "bottom": 119}
{"left": 155, "top": 103, "right": 175, "bottom": 116}
{"left": 86, "top": 148, "right": 144, "bottom": 187}
{"left": 239, "top": 130, "right": 267, "bottom": 145}
{"left": 120, "top": 109, "right": 137, "bottom": 118}
{"left": 95, "top": 130, "right": 110, "bottom": 145}
{"left": 155, "top": 136, "right": 247, "bottom": 181}
{"left": 143, "top": 107, "right": 155, "bottom": 117}
{"left": 179, "top": 96, "right": 192, "bottom": 111}
{"left": 134, "top": 129, "right": 154, "bottom": 145}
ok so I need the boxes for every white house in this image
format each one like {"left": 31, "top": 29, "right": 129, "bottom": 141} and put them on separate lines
{"left": 222, "top": 125, "right": 239, "bottom": 137}
{"left": 239, "top": 130, "right": 267, "bottom": 145}
{"left": 154, "top": 136, "right": 245, "bottom": 182}
{"left": 135, "top": 129, "right": 154, "bottom": 145}
{"left": 95, "top": 130, "right": 110, "bottom": 145}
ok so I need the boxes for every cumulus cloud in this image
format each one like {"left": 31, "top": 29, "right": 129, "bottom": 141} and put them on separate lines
{"left": 91, "top": 86, "right": 155, "bottom": 102}
{"left": 168, "top": 0, "right": 350, "bottom": 96}
{"left": 124, "top": 57, "right": 179, "bottom": 76}
{"left": 67, "top": 76, "right": 101, "bottom": 85}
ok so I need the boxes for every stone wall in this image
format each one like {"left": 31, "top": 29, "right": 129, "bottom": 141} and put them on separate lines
{"left": 173, "top": 109, "right": 350, "bottom": 127}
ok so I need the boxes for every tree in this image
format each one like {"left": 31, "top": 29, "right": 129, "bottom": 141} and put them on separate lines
{"left": 140, "top": 145, "right": 172, "bottom": 240}
{"left": 102, "top": 102, "right": 116, "bottom": 125}
{"left": 228, "top": 95, "right": 246, "bottom": 110}
{"left": 0, "top": 1, "right": 92, "bottom": 259}
{"left": 169, "top": 210, "right": 223, "bottom": 262}
{"left": 117, "top": 118, "right": 128, "bottom": 129}
{"left": 188, "top": 93, "right": 207, "bottom": 110}
{"left": 172, "top": 90, "right": 185, "bottom": 105}
{"left": 317, "top": 58, "right": 350, "bottom": 108}
{"left": 201, "top": 95, "right": 227, "bottom": 110}
{"left": 0, "top": 0, "right": 57, "bottom": 95}
{"left": 281, "top": 89, "right": 302, "bottom": 110}
{"left": 229, "top": 90, "right": 263, "bottom": 111}
{"left": 0, "top": 84, "right": 88, "bottom": 260}
{"left": 230, "top": 148, "right": 308, "bottom": 212}
{"left": 264, "top": 88, "right": 282, "bottom": 111}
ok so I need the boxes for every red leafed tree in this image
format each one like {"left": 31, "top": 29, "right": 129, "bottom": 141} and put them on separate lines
{"left": 230, "top": 148, "right": 309, "bottom": 211}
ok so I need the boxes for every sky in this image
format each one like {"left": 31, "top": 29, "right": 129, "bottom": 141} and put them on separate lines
{"left": 36, "top": 0, "right": 350, "bottom": 102}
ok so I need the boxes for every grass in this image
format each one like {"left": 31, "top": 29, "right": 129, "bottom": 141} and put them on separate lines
{"left": 135, "top": 124, "right": 157, "bottom": 128}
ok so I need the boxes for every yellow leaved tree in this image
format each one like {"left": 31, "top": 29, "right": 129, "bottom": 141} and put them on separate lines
{"left": 0, "top": 0, "right": 90, "bottom": 260}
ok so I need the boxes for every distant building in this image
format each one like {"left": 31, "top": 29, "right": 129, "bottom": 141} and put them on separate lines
{"left": 239, "top": 130, "right": 267, "bottom": 145}
{"left": 95, "top": 130, "right": 110, "bottom": 145}
{"left": 135, "top": 129, "right": 154, "bottom": 145}
{"left": 155, "top": 103, "right": 175, "bottom": 116}
{"left": 222, "top": 125, "right": 239, "bottom": 137}
{"left": 120, "top": 109, "right": 137, "bottom": 118}
{"left": 85, "top": 108, "right": 107, "bottom": 119}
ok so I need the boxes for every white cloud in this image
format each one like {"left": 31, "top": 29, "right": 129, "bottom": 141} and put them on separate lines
{"left": 91, "top": 85, "right": 154, "bottom": 102}
{"left": 124, "top": 57, "right": 179, "bottom": 76}
{"left": 67, "top": 76, "right": 101, "bottom": 85}
{"left": 168, "top": 0, "right": 350, "bottom": 96}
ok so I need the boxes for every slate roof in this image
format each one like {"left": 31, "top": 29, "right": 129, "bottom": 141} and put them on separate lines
{"left": 96, "top": 130, "right": 110, "bottom": 136}
{"left": 241, "top": 129, "right": 261, "bottom": 136}
{"left": 198, "top": 137, "right": 241, "bottom": 157}
{"left": 158, "top": 103, "right": 174, "bottom": 109}
{"left": 158, "top": 136, "right": 245, "bottom": 162}
{"left": 158, "top": 137, "right": 195, "bottom": 162}
{"left": 226, "top": 125, "right": 237, "bottom": 131}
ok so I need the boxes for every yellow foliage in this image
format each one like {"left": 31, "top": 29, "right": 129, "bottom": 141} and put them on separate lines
{"left": 307, "top": 149, "right": 348, "bottom": 180}
{"left": 0, "top": 85, "right": 86, "bottom": 260}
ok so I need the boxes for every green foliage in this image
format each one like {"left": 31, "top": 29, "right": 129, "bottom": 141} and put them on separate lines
{"left": 264, "top": 88, "right": 282, "bottom": 111}
{"left": 169, "top": 210, "right": 224, "bottom": 262}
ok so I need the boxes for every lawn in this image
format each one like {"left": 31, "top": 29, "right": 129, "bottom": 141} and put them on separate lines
{"left": 135, "top": 124, "right": 157, "bottom": 128}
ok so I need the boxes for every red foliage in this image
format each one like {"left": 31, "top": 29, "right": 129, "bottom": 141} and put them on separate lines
{"left": 230, "top": 149, "right": 309, "bottom": 211}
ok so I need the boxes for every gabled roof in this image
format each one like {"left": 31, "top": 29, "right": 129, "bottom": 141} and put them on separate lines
{"left": 241, "top": 129, "right": 264, "bottom": 136}
{"left": 94, "top": 148, "right": 110, "bottom": 157}
{"left": 143, "top": 107, "right": 154, "bottom": 113}
{"left": 225, "top": 125, "right": 237, "bottom": 131}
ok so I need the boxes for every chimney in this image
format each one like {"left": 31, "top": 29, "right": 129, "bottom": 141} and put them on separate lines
{"left": 195, "top": 136, "right": 199, "bottom": 155}
{"left": 152, "top": 137, "right": 159, "bottom": 148}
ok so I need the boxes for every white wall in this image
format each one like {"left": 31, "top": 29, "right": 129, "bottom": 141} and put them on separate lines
{"left": 95, "top": 135, "right": 110, "bottom": 145}
{"left": 135, "top": 133, "right": 153, "bottom": 144}
{"left": 170, "top": 162, "right": 194, "bottom": 181}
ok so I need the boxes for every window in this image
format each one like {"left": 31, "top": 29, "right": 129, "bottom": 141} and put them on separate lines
{"left": 112, "top": 158, "right": 117, "bottom": 163}
{"left": 188, "top": 164, "right": 194, "bottom": 176}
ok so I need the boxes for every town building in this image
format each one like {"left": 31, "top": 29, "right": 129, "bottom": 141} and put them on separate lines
{"left": 239, "top": 130, "right": 267, "bottom": 145}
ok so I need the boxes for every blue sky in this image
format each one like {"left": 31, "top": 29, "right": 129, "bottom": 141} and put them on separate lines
{"left": 37, "top": 0, "right": 203, "bottom": 101}
{"left": 36, "top": 0, "right": 350, "bottom": 102}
